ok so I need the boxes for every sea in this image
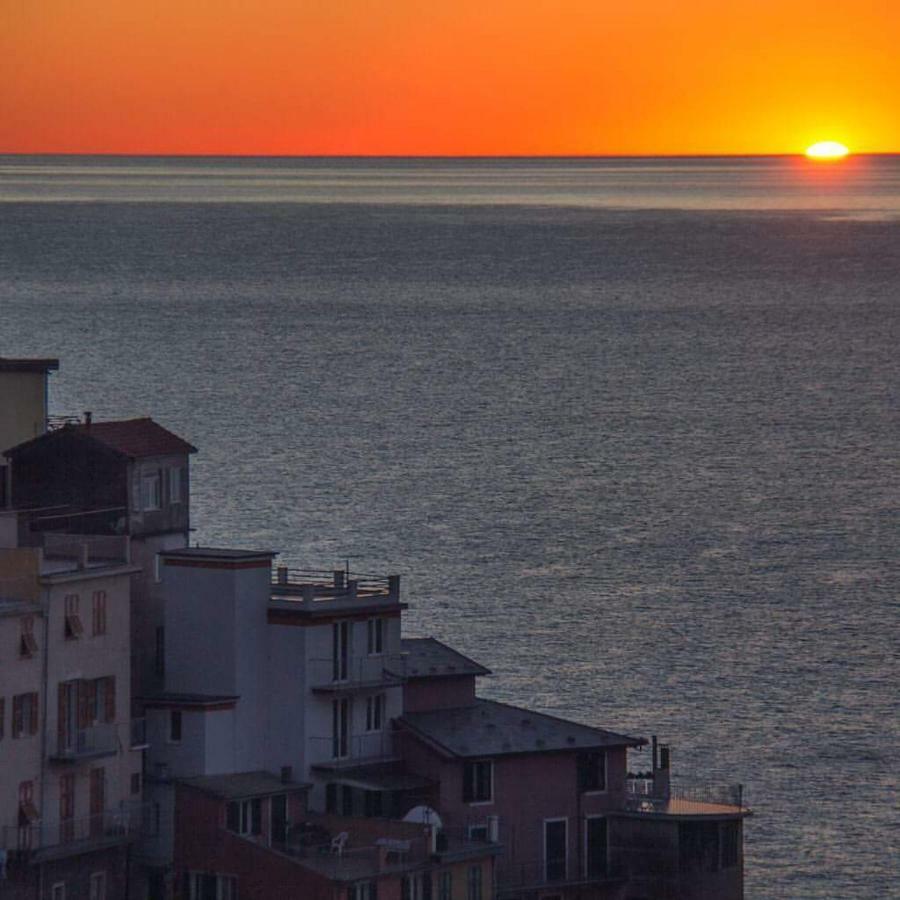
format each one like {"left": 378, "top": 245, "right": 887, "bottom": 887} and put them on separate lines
{"left": 1, "top": 155, "right": 898, "bottom": 897}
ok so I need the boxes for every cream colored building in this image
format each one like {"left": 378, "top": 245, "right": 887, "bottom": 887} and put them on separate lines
{"left": 0, "top": 539, "right": 145, "bottom": 899}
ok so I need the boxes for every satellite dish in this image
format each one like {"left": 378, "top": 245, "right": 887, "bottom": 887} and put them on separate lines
{"left": 402, "top": 806, "right": 443, "bottom": 829}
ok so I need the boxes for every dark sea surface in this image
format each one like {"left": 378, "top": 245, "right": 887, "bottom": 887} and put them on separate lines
{"left": 1, "top": 155, "right": 898, "bottom": 897}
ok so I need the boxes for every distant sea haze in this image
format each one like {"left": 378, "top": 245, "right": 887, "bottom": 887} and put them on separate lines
{"left": 2, "top": 155, "right": 898, "bottom": 898}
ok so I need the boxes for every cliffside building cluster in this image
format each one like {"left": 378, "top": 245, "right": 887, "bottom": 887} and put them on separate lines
{"left": 0, "top": 358, "right": 749, "bottom": 900}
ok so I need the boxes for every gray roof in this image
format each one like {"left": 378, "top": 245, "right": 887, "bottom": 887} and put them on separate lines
{"left": 399, "top": 698, "right": 644, "bottom": 758}
{"left": 391, "top": 637, "right": 491, "bottom": 679}
{"left": 179, "top": 770, "right": 311, "bottom": 800}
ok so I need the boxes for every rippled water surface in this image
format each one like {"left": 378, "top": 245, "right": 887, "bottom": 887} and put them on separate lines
{"left": 1, "top": 156, "right": 898, "bottom": 897}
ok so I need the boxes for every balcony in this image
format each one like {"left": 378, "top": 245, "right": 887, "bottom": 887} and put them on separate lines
{"left": 309, "top": 732, "right": 400, "bottom": 770}
{"left": 622, "top": 781, "right": 749, "bottom": 818}
{"left": 50, "top": 723, "right": 119, "bottom": 762}
{"left": 308, "top": 656, "right": 405, "bottom": 693}
{"left": 0, "top": 802, "right": 154, "bottom": 861}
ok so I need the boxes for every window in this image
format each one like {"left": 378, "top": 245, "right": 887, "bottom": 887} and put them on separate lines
{"left": 438, "top": 872, "right": 452, "bottom": 900}
{"left": 169, "top": 466, "right": 183, "bottom": 504}
{"left": 332, "top": 621, "right": 350, "bottom": 682}
{"left": 64, "top": 594, "right": 83, "bottom": 639}
{"left": 94, "top": 676, "right": 116, "bottom": 723}
{"left": 20, "top": 615, "right": 38, "bottom": 657}
{"left": 402, "top": 875, "right": 426, "bottom": 900}
{"left": 0, "top": 697, "right": 4, "bottom": 740}
{"left": 89, "top": 768, "right": 106, "bottom": 836}
{"left": 168, "top": 709, "right": 182, "bottom": 743}
{"left": 366, "top": 694, "right": 385, "bottom": 732}
{"left": 367, "top": 618, "right": 384, "bottom": 655}
{"left": 332, "top": 697, "right": 350, "bottom": 759}
{"left": 467, "top": 866, "right": 482, "bottom": 900}
{"left": 364, "top": 789, "right": 382, "bottom": 818}
{"left": 468, "top": 824, "right": 489, "bottom": 842}
{"left": 544, "top": 819, "right": 567, "bottom": 882}
{"left": 187, "top": 873, "right": 237, "bottom": 900}
{"left": 12, "top": 692, "right": 38, "bottom": 738}
{"left": 89, "top": 872, "right": 107, "bottom": 900}
{"left": 349, "top": 882, "right": 376, "bottom": 900}
{"left": 131, "top": 772, "right": 142, "bottom": 795}
{"left": 51, "top": 884, "right": 66, "bottom": 900}
{"left": 141, "top": 472, "right": 161, "bottom": 511}
{"left": 60, "top": 774, "right": 75, "bottom": 842}
{"left": 463, "top": 760, "right": 493, "bottom": 803}
{"left": 585, "top": 816, "right": 608, "bottom": 878}
{"left": 226, "top": 798, "right": 262, "bottom": 837}
{"left": 576, "top": 750, "right": 607, "bottom": 793}
{"left": 92, "top": 591, "right": 107, "bottom": 636}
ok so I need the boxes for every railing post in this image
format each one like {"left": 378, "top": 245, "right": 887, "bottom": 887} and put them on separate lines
{"left": 347, "top": 580, "right": 357, "bottom": 599}
{"left": 334, "top": 570, "right": 345, "bottom": 590}
{"left": 277, "top": 565, "right": 288, "bottom": 585}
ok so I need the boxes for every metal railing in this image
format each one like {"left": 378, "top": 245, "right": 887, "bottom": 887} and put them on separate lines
{"left": 272, "top": 566, "right": 399, "bottom": 602}
{"left": 308, "top": 655, "right": 405, "bottom": 690}
{"left": 623, "top": 782, "right": 745, "bottom": 813}
{"left": 0, "top": 802, "right": 154, "bottom": 854}
{"left": 309, "top": 732, "right": 398, "bottom": 767}
{"left": 51, "top": 722, "right": 119, "bottom": 761}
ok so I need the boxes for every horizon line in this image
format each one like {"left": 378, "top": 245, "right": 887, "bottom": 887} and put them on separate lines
{"left": 2, "top": 151, "right": 898, "bottom": 161}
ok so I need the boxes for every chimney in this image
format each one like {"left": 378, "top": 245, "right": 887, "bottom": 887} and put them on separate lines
{"left": 84, "top": 411, "right": 92, "bottom": 428}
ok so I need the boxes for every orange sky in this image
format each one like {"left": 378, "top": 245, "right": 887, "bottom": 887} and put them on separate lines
{"left": 1, "top": 0, "right": 897, "bottom": 155}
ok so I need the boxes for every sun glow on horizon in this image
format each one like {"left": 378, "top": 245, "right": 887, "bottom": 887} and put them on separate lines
{"left": 805, "top": 141, "right": 850, "bottom": 160}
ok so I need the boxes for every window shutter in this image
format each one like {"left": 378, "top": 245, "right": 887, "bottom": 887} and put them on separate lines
{"left": 13, "top": 695, "right": 24, "bottom": 738}
{"left": 28, "top": 693, "right": 38, "bottom": 734}
{"left": 105, "top": 677, "right": 116, "bottom": 722}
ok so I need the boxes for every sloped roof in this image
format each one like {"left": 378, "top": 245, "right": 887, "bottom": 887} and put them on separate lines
{"left": 6, "top": 417, "right": 197, "bottom": 459}
{"left": 389, "top": 637, "right": 491, "bottom": 679}
{"left": 399, "top": 698, "right": 644, "bottom": 758}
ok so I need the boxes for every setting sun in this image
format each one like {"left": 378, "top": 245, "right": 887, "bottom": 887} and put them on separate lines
{"left": 805, "top": 141, "right": 850, "bottom": 160}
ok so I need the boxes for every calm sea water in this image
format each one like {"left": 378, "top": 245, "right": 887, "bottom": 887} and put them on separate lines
{"left": 1, "top": 156, "right": 898, "bottom": 897}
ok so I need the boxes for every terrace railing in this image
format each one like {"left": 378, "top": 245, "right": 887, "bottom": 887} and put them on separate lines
{"left": 623, "top": 781, "right": 745, "bottom": 813}
{"left": 308, "top": 731, "right": 399, "bottom": 768}
{"left": 0, "top": 802, "right": 154, "bottom": 855}
{"left": 307, "top": 655, "right": 405, "bottom": 691}
{"left": 50, "top": 723, "right": 119, "bottom": 762}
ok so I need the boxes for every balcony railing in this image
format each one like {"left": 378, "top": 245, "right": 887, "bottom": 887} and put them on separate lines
{"left": 0, "top": 802, "right": 154, "bottom": 856}
{"left": 272, "top": 567, "right": 400, "bottom": 604}
{"left": 50, "top": 723, "right": 119, "bottom": 762}
{"left": 309, "top": 731, "right": 399, "bottom": 768}
{"left": 308, "top": 656, "right": 405, "bottom": 691}
{"left": 623, "top": 781, "right": 746, "bottom": 814}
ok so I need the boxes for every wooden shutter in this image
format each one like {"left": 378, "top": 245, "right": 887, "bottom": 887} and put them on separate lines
{"left": 28, "top": 693, "right": 38, "bottom": 735}
{"left": 104, "top": 677, "right": 116, "bottom": 722}
{"left": 58, "top": 685, "right": 68, "bottom": 746}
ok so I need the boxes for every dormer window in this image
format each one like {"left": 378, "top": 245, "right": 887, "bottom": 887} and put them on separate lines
{"left": 64, "top": 595, "right": 83, "bottom": 640}
{"left": 141, "top": 471, "right": 161, "bottom": 511}
{"left": 20, "top": 615, "right": 38, "bottom": 657}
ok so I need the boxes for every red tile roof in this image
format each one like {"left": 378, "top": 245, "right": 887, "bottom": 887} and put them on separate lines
{"left": 71, "top": 417, "right": 197, "bottom": 459}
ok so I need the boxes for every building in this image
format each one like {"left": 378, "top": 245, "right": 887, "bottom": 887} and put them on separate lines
{"left": 3, "top": 416, "right": 197, "bottom": 700}
{"left": 0, "top": 540, "right": 147, "bottom": 900}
